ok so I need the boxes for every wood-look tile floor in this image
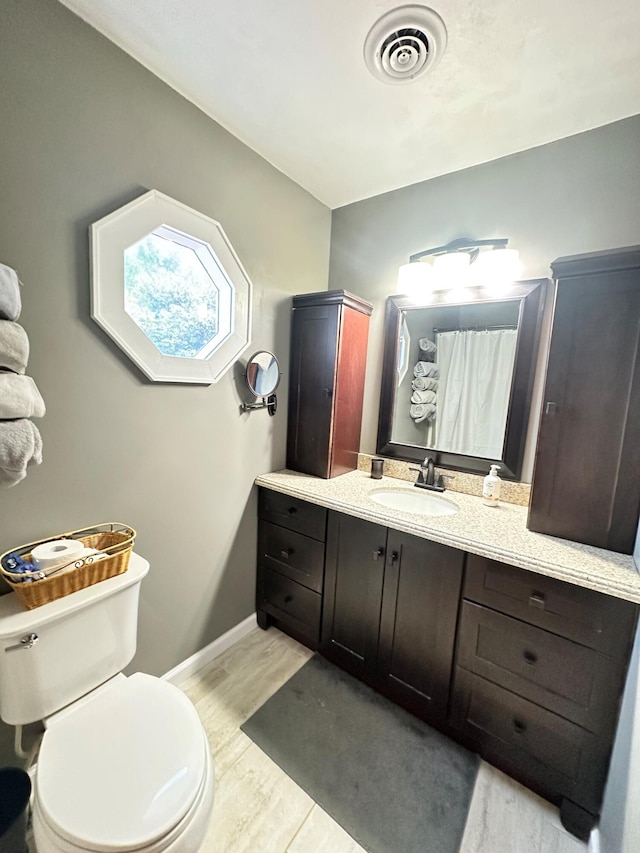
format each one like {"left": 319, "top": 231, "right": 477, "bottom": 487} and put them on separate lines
{"left": 183, "top": 626, "right": 588, "bottom": 853}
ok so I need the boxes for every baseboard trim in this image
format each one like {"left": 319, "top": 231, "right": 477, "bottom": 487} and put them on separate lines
{"left": 162, "top": 613, "right": 257, "bottom": 685}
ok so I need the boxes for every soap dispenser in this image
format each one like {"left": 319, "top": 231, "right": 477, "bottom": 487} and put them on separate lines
{"left": 482, "top": 465, "right": 501, "bottom": 507}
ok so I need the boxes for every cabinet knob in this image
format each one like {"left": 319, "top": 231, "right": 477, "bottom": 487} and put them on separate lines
{"left": 523, "top": 649, "right": 538, "bottom": 666}
{"left": 322, "top": 388, "right": 333, "bottom": 398}
{"left": 529, "top": 592, "right": 545, "bottom": 610}
{"left": 389, "top": 551, "right": 399, "bottom": 566}
{"left": 284, "top": 594, "right": 293, "bottom": 604}
{"left": 280, "top": 549, "right": 292, "bottom": 559}
{"left": 513, "top": 718, "right": 527, "bottom": 735}
{"left": 372, "top": 548, "right": 385, "bottom": 561}
{"left": 287, "top": 506, "right": 297, "bottom": 515}
{"left": 545, "top": 401, "right": 557, "bottom": 415}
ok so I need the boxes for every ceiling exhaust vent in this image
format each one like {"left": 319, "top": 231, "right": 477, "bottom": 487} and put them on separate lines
{"left": 364, "top": 5, "right": 447, "bottom": 84}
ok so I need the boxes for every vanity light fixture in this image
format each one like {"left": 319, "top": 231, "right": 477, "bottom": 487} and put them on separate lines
{"left": 397, "top": 237, "right": 522, "bottom": 293}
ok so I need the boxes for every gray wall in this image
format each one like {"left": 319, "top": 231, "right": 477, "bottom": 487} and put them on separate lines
{"left": 329, "top": 116, "right": 640, "bottom": 481}
{"left": 0, "top": 0, "right": 330, "bottom": 762}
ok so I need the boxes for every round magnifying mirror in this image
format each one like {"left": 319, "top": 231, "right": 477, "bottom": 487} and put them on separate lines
{"left": 245, "top": 351, "right": 280, "bottom": 397}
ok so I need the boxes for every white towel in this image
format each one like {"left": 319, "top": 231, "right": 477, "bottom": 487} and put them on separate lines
{"left": 0, "top": 321, "right": 29, "bottom": 374}
{"left": 410, "top": 403, "right": 437, "bottom": 424}
{"left": 0, "top": 419, "right": 43, "bottom": 487}
{"left": 412, "top": 376, "right": 438, "bottom": 392}
{"left": 411, "top": 389, "right": 437, "bottom": 405}
{"left": 414, "top": 361, "right": 440, "bottom": 379}
{"left": 0, "top": 374, "right": 45, "bottom": 419}
{"left": 0, "top": 264, "right": 21, "bottom": 321}
{"left": 418, "top": 337, "right": 437, "bottom": 359}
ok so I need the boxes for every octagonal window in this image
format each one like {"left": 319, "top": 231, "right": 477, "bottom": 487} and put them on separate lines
{"left": 90, "top": 190, "right": 252, "bottom": 384}
{"left": 124, "top": 226, "right": 233, "bottom": 359}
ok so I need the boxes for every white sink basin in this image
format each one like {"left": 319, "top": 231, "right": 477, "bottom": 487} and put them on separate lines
{"left": 370, "top": 489, "right": 459, "bottom": 517}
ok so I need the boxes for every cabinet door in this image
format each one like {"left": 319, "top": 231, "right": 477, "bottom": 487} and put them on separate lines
{"left": 321, "top": 512, "right": 387, "bottom": 683}
{"left": 528, "top": 259, "right": 640, "bottom": 553}
{"left": 377, "top": 531, "right": 464, "bottom": 723}
{"left": 286, "top": 304, "right": 339, "bottom": 478}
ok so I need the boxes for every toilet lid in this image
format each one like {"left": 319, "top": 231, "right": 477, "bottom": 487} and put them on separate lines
{"left": 37, "top": 673, "right": 207, "bottom": 851}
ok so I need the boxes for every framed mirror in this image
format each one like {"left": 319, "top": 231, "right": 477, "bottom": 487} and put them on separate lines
{"left": 376, "top": 279, "right": 546, "bottom": 479}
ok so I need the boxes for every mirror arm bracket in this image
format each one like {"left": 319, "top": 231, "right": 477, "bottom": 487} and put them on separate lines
{"left": 241, "top": 394, "right": 277, "bottom": 416}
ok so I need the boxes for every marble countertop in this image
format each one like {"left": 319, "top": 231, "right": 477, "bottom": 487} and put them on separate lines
{"left": 255, "top": 469, "right": 640, "bottom": 604}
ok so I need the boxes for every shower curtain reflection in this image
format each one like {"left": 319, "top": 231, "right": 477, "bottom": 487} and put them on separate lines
{"left": 435, "top": 329, "right": 517, "bottom": 458}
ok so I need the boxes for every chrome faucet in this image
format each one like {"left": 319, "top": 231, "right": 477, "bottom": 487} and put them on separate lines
{"left": 410, "top": 457, "right": 454, "bottom": 492}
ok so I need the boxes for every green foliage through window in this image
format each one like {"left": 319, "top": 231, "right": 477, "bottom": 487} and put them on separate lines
{"left": 124, "top": 232, "right": 219, "bottom": 358}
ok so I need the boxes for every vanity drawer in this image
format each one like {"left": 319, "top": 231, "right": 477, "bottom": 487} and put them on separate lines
{"left": 456, "top": 602, "right": 620, "bottom": 733}
{"left": 464, "top": 553, "right": 637, "bottom": 655}
{"left": 258, "top": 488, "right": 327, "bottom": 541}
{"left": 257, "top": 568, "right": 322, "bottom": 642}
{"left": 450, "top": 668, "right": 608, "bottom": 813}
{"left": 258, "top": 521, "right": 325, "bottom": 593}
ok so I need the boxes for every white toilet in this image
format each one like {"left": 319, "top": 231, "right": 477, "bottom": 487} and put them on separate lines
{"left": 0, "top": 553, "right": 214, "bottom": 852}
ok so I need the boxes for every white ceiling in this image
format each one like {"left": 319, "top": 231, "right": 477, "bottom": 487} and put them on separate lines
{"left": 59, "top": 0, "right": 640, "bottom": 209}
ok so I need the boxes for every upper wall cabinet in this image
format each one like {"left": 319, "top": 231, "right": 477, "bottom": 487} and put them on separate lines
{"left": 90, "top": 190, "right": 252, "bottom": 384}
{"left": 287, "top": 290, "right": 372, "bottom": 479}
{"left": 528, "top": 246, "right": 640, "bottom": 553}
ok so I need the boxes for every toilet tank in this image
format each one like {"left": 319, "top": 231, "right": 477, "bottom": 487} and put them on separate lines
{"left": 0, "top": 553, "right": 150, "bottom": 725}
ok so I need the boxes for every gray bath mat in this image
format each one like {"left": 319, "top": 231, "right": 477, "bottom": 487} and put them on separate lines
{"left": 241, "top": 654, "right": 478, "bottom": 853}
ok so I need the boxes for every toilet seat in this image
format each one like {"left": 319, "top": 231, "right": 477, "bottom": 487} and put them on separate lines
{"left": 34, "top": 673, "right": 211, "bottom": 852}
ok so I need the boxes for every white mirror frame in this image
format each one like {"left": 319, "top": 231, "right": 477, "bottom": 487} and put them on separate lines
{"left": 90, "top": 190, "right": 252, "bottom": 384}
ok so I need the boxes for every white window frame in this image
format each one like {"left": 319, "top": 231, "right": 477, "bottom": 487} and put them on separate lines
{"left": 91, "top": 190, "right": 252, "bottom": 384}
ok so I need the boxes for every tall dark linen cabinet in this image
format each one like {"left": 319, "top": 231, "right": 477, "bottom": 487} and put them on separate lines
{"left": 528, "top": 246, "right": 640, "bottom": 553}
{"left": 286, "top": 290, "right": 372, "bottom": 479}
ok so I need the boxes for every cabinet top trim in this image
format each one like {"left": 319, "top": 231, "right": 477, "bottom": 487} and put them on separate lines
{"left": 292, "top": 289, "right": 373, "bottom": 316}
{"left": 552, "top": 245, "right": 640, "bottom": 278}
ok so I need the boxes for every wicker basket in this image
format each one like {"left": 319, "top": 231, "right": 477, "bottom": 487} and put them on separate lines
{"left": 0, "top": 523, "right": 136, "bottom": 610}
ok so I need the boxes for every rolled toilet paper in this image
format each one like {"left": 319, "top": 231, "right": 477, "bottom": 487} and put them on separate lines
{"left": 31, "top": 539, "right": 85, "bottom": 571}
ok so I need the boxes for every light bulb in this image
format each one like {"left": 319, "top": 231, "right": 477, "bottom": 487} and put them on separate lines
{"left": 472, "top": 248, "right": 522, "bottom": 287}
{"left": 397, "top": 261, "right": 433, "bottom": 294}
{"left": 432, "top": 252, "right": 471, "bottom": 290}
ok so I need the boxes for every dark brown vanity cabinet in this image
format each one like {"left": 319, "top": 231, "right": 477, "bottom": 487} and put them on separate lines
{"left": 528, "top": 246, "right": 640, "bottom": 553}
{"left": 256, "top": 489, "right": 327, "bottom": 646}
{"left": 321, "top": 511, "right": 464, "bottom": 724}
{"left": 255, "top": 490, "right": 638, "bottom": 840}
{"left": 286, "top": 290, "right": 372, "bottom": 479}
{"left": 451, "top": 553, "right": 638, "bottom": 839}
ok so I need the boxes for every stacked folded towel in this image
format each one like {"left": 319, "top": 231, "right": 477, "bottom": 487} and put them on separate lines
{"left": 418, "top": 337, "right": 437, "bottom": 361}
{"left": 414, "top": 361, "right": 440, "bottom": 379}
{"left": 0, "top": 321, "right": 29, "bottom": 374}
{"left": 0, "top": 420, "right": 43, "bottom": 487}
{"left": 0, "top": 263, "right": 22, "bottom": 322}
{"left": 412, "top": 376, "right": 438, "bottom": 392}
{"left": 0, "top": 264, "right": 44, "bottom": 487}
{"left": 0, "top": 375, "right": 46, "bottom": 419}
{"left": 411, "top": 339, "right": 439, "bottom": 424}
{"left": 410, "top": 403, "right": 437, "bottom": 424}
{"left": 411, "top": 389, "right": 437, "bottom": 405}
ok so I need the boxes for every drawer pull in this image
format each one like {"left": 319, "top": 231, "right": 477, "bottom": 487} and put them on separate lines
{"left": 523, "top": 649, "right": 538, "bottom": 666}
{"left": 513, "top": 718, "right": 527, "bottom": 735}
{"left": 284, "top": 594, "right": 293, "bottom": 604}
{"left": 529, "top": 592, "right": 546, "bottom": 610}
{"left": 280, "top": 549, "right": 293, "bottom": 559}
{"left": 389, "top": 551, "right": 399, "bottom": 566}
{"left": 372, "top": 548, "right": 385, "bottom": 561}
